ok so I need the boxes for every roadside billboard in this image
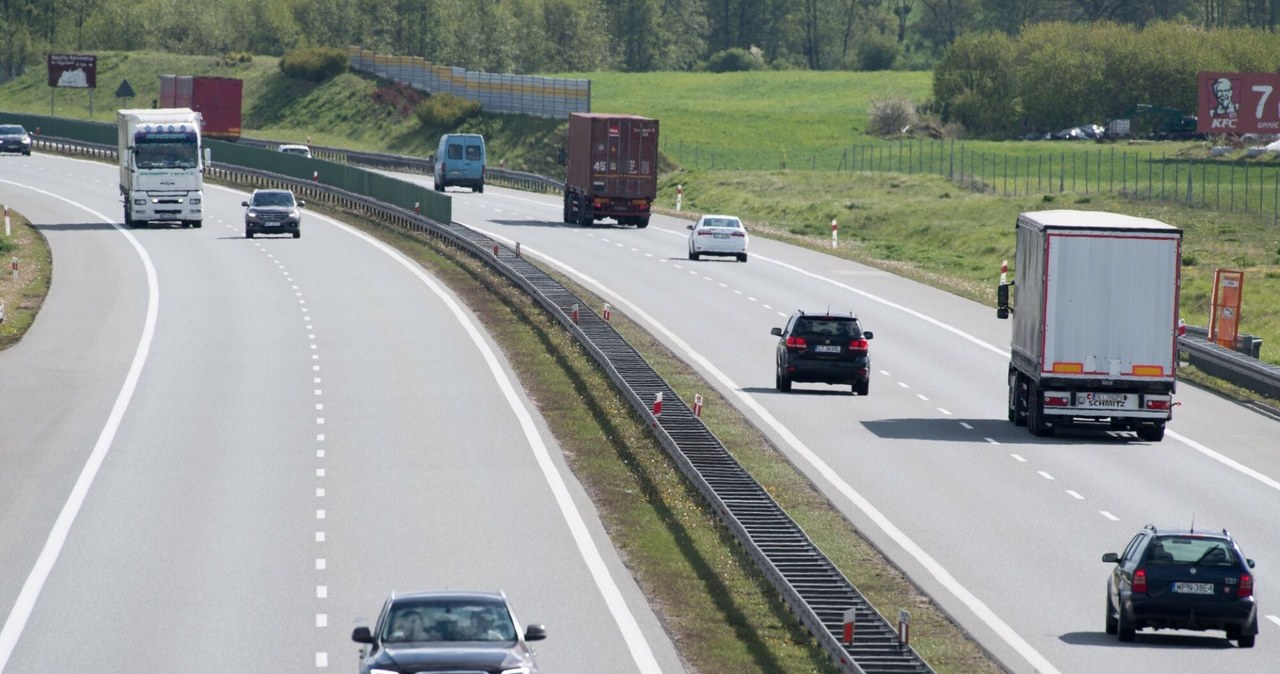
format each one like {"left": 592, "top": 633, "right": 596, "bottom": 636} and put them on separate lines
{"left": 46, "top": 54, "right": 97, "bottom": 89}
{"left": 1197, "top": 71, "right": 1280, "bottom": 134}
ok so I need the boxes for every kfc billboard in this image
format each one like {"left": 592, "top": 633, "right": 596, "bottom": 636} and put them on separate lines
{"left": 46, "top": 53, "right": 97, "bottom": 89}
{"left": 1198, "top": 71, "right": 1280, "bottom": 134}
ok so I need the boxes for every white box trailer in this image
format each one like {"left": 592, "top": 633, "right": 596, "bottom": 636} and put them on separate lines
{"left": 997, "top": 210, "right": 1182, "bottom": 441}
{"left": 118, "top": 108, "right": 206, "bottom": 228}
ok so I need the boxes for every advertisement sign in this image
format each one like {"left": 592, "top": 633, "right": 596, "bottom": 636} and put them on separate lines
{"left": 1197, "top": 72, "right": 1280, "bottom": 134}
{"left": 46, "top": 54, "right": 97, "bottom": 89}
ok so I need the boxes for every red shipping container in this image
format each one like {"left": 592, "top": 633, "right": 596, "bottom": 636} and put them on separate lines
{"left": 159, "top": 75, "right": 243, "bottom": 141}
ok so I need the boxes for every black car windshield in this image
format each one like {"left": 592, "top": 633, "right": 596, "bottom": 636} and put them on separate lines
{"left": 252, "top": 192, "right": 296, "bottom": 207}
{"left": 1147, "top": 537, "right": 1239, "bottom": 566}
{"left": 383, "top": 600, "right": 517, "bottom": 643}
{"left": 0, "top": 125, "right": 25, "bottom": 135}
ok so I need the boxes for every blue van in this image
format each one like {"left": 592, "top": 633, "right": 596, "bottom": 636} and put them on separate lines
{"left": 434, "top": 134, "right": 486, "bottom": 193}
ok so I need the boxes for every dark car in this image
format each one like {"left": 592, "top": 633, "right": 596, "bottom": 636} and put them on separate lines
{"left": 0, "top": 124, "right": 33, "bottom": 156}
{"left": 242, "top": 188, "right": 303, "bottom": 239}
{"left": 352, "top": 590, "right": 546, "bottom": 674}
{"left": 1103, "top": 524, "right": 1257, "bottom": 647}
{"left": 771, "top": 310, "right": 873, "bottom": 395}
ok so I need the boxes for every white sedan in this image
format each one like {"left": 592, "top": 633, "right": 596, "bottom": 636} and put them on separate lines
{"left": 688, "top": 214, "right": 748, "bottom": 262}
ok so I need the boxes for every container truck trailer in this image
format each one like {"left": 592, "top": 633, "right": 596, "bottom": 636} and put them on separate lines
{"left": 996, "top": 210, "right": 1182, "bottom": 441}
{"left": 563, "top": 113, "right": 658, "bottom": 228}
{"left": 159, "top": 75, "right": 243, "bottom": 141}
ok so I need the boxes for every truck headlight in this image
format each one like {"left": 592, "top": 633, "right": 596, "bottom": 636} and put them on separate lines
{"left": 189, "top": 197, "right": 201, "bottom": 205}
{"left": 133, "top": 198, "right": 147, "bottom": 206}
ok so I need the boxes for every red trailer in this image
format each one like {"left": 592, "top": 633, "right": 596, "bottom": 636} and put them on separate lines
{"left": 563, "top": 113, "right": 659, "bottom": 228}
{"left": 159, "top": 75, "right": 243, "bottom": 141}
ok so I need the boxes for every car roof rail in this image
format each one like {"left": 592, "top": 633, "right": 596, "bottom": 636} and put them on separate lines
{"left": 1143, "top": 523, "right": 1158, "bottom": 533}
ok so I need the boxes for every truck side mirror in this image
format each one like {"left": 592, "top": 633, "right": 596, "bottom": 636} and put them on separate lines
{"left": 996, "top": 283, "right": 1011, "bottom": 320}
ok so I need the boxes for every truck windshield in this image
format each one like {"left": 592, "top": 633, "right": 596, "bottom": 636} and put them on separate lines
{"left": 135, "top": 143, "right": 198, "bottom": 170}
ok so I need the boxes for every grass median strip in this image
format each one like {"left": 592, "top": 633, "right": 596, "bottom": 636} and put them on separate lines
{"left": 0, "top": 210, "right": 52, "bottom": 351}
{"left": 338, "top": 207, "right": 1005, "bottom": 674}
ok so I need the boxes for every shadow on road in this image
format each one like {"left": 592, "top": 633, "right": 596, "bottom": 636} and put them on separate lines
{"left": 1059, "top": 630, "right": 1234, "bottom": 650}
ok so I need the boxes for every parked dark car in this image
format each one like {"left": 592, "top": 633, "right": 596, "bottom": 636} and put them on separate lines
{"left": 0, "top": 124, "right": 33, "bottom": 155}
{"left": 352, "top": 590, "right": 546, "bottom": 673}
{"left": 771, "top": 310, "right": 873, "bottom": 395}
{"left": 242, "top": 188, "right": 303, "bottom": 239}
{"left": 1103, "top": 524, "right": 1257, "bottom": 647}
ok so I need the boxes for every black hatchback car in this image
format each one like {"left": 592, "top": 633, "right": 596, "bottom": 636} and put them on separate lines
{"left": 352, "top": 590, "right": 546, "bottom": 673}
{"left": 771, "top": 310, "right": 873, "bottom": 395}
{"left": 1103, "top": 524, "right": 1257, "bottom": 647}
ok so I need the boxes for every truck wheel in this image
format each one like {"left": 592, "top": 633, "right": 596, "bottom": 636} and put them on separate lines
{"left": 476, "top": 184, "right": 484, "bottom": 193}
{"left": 636, "top": 217, "right": 650, "bottom": 229}
{"left": 1136, "top": 423, "right": 1165, "bottom": 442}
{"left": 1028, "top": 382, "right": 1054, "bottom": 437}
{"left": 193, "top": 220, "right": 203, "bottom": 229}
{"left": 563, "top": 194, "right": 573, "bottom": 223}
{"left": 1010, "top": 372, "right": 1028, "bottom": 426}
{"left": 578, "top": 203, "right": 592, "bottom": 227}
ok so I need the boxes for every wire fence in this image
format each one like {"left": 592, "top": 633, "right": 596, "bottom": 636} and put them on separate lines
{"left": 663, "top": 138, "right": 1280, "bottom": 224}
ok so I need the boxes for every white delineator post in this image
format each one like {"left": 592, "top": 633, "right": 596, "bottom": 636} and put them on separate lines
{"left": 676, "top": 184, "right": 683, "bottom": 211}
{"left": 831, "top": 218, "right": 838, "bottom": 249}
{"left": 898, "top": 609, "right": 910, "bottom": 646}
{"left": 1000, "top": 259, "right": 1008, "bottom": 285}
{"left": 4, "top": 205, "right": 9, "bottom": 237}
{"left": 11, "top": 257, "right": 17, "bottom": 281}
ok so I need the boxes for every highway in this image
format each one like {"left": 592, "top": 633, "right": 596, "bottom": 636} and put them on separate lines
{"left": 0, "top": 153, "right": 685, "bottom": 673}
{"left": 415, "top": 179, "right": 1279, "bottom": 674}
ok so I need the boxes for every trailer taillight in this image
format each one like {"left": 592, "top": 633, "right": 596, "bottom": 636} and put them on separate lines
{"left": 1146, "top": 399, "right": 1171, "bottom": 410}
{"left": 1044, "top": 395, "right": 1070, "bottom": 407}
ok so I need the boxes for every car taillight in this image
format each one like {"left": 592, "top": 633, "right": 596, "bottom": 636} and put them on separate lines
{"left": 1239, "top": 573, "right": 1253, "bottom": 598}
{"left": 785, "top": 336, "right": 807, "bottom": 351}
{"left": 1045, "top": 395, "right": 1070, "bottom": 407}
{"left": 1133, "top": 568, "right": 1147, "bottom": 594}
{"left": 697, "top": 230, "right": 715, "bottom": 236}
{"left": 848, "top": 338, "right": 868, "bottom": 353}
{"left": 730, "top": 231, "right": 745, "bottom": 237}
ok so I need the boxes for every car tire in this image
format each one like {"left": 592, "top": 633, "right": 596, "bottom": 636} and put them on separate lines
{"left": 476, "top": 184, "right": 484, "bottom": 193}
{"left": 293, "top": 231, "right": 301, "bottom": 239}
{"left": 737, "top": 253, "right": 748, "bottom": 262}
{"left": 1117, "top": 605, "right": 1136, "bottom": 642}
{"left": 1105, "top": 596, "right": 1118, "bottom": 635}
{"left": 1136, "top": 423, "right": 1165, "bottom": 442}
{"left": 245, "top": 230, "right": 254, "bottom": 239}
{"left": 776, "top": 365, "right": 792, "bottom": 392}
{"left": 854, "top": 380, "right": 869, "bottom": 396}
{"left": 690, "top": 251, "right": 700, "bottom": 261}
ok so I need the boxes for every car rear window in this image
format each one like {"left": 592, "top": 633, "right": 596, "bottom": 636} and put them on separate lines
{"left": 465, "top": 145, "right": 482, "bottom": 161}
{"left": 1146, "top": 537, "right": 1238, "bottom": 566}
{"left": 447, "top": 144, "right": 464, "bottom": 160}
{"left": 795, "top": 318, "right": 858, "bottom": 338}
{"left": 703, "top": 218, "right": 741, "bottom": 229}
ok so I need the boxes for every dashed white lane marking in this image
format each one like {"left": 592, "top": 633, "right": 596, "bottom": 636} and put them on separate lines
{"left": 314, "top": 389, "right": 322, "bottom": 395}
{"left": 316, "top": 586, "right": 327, "bottom": 599}
{"left": 316, "top": 450, "right": 324, "bottom": 458}
{"left": 315, "top": 559, "right": 326, "bottom": 570}
{"left": 960, "top": 422, "right": 973, "bottom": 429}
{"left": 313, "top": 377, "right": 322, "bottom": 384}
{"left": 316, "top": 469, "right": 325, "bottom": 477}
{"left": 688, "top": 270, "right": 697, "bottom": 275}
{"left": 1267, "top": 615, "right": 1280, "bottom": 628}
{"left": 984, "top": 437, "right": 998, "bottom": 444}
{"left": 1038, "top": 471, "right": 1055, "bottom": 481}
{"left": 316, "top": 434, "right": 325, "bottom": 441}
{"left": 316, "top": 488, "right": 325, "bottom": 497}
{"left": 879, "top": 369, "right": 890, "bottom": 376}
{"left": 315, "top": 532, "right": 325, "bottom": 542}
{"left": 733, "top": 290, "right": 742, "bottom": 294}
{"left": 1100, "top": 511, "right": 1120, "bottom": 521}
{"left": 1066, "top": 490, "right": 1084, "bottom": 500}
{"left": 1011, "top": 453, "right": 1026, "bottom": 462}
{"left": 938, "top": 408, "right": 952, "bottom": 415}
{"left": 316, "top": 510, "right": 326, "bottom": 520}
{"left": 762, "top": 304, "right": 772, "bottom": 309}
{"left": 315, "top": 614, "right": 328, "bottom": 628}
{"left": 747, "top": 296, "right": 757, "bottom": 302}
{"left": 317, "top": 418, "right": 324, "bottom": 424}
{"left": 916, "top": 393, "right": 929, "bottom": 401}
{"left": 777, "top": 312, "right": 787, "bottom": 317}
{"left": 315, "top": 652, "right": 328, "bottom": 668}
{"left": 316, "top": 403, "right": 324, "bottom": 410}
{"left": 718, "top": 282, "right": 727, "bottom": 288}
{"left": 897, "top": 382, "right": 909, "bottom": 388}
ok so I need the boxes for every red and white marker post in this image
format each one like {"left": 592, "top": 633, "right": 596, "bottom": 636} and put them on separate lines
{"left": 693, "top": 393, "right": 703, "bottom": 417}
{"left": 897, "top": 610, "right": 910, "bottom": 647}
{"left": 602, "top": 303, "right": 611, "bottom": 321}
{"left": 492, "top": 244, "right": 500, "bottom": 257}
{"left": 676, "top": 184, "right": 684, "bottom": 211}
{"left": 4, "top": 205, "right": 10, "bottom": 237}
{"left": 11, "top": 256, "right": 18, "bottom": 280}
{"left": 831, "top": 218, "right": 838, "bottom": 249}
{"left": 653, "top": 391, "right": 663, "bottom": 416}
{"left": 842, "top": 607, "right": 857, "bottom": 645}
{"left": 312, "top": 171, "right": 319, "bottom": 183}
{"left": 414, "top": 201, "right": 420, "bottom": 215}
{"left": 571, "top": 303, "right": 579, "bottom": 324}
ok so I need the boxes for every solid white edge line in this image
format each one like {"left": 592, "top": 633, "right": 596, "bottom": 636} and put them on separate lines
{"left": 1267, "top": 615, "right": 1280, "bottom": 628}
{"left": 307, "top": 211, "right": 663, "bottom": 672}
{"left": 465, "top": 223, "right": 1062, "bottom": 674}
{"left": 0, "top": 181, "right": 159, "bottom": 673}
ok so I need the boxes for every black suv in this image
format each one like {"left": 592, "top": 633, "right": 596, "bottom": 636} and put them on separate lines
{"left": 1103, "top": 524, "right": 1257, "bottom": 647}
{"left": 771, "top": 310, "right": 873, "bottom": 395}
{"left": 352, "top": 590, "right": 546, "bottom": 673}
{"left": 242, "top": 189, "right": 303, "bottom": 239}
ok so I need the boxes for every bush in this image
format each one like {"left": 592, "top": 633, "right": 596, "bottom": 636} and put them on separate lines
{"left": 415, "top": 93, "right": 482, "bottom": 127}
{"left": 0, "top": 236, "right": 15, "bottom": 255}
{"left": 706, "top": 48, "right": 761, "bottom": 73}
{"left": 371, "top": 82, "right": 423, "bottom": 118}
{"left": 858, "top": 32, "right": 900, "bottom": 71}
{"left": 867, "top": 96, "right": 917, "bottom": 137}
{"left": 279, "top": 47, "right": 348, "bottom": 83}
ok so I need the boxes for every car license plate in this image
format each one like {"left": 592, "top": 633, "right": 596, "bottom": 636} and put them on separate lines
{"left": 714, "top": 233, "right": 729, "bottom": 239}
{"left": 1172, "top": 582, "right": 1214, "bottom": 595}
{"left": 814, "top": 345, "right": 841, "bottom": 353}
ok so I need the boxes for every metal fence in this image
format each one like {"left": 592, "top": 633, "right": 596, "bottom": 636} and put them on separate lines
{"left": 664, "top": 137, "right": 1280, "bottom": 224}
{"left": 347, "top": 46, "right": 589, "bottom": 119}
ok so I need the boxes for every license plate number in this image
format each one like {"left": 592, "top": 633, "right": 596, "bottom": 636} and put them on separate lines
{"left": 714, "top": 233, "right": 729, "bottom": 239}
{"left": 814, "top": 345, "right": 841, "bottom": 353}
{"left": 1092, "top": 393, "right": 1126, "bottom": 402}
{"left": 1172, "top": 582, "right": 1214, "bottom": 595}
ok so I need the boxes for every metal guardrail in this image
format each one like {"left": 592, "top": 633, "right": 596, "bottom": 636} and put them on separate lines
{"left": 30, "top": 134, "right": 933, "bottom": 674}
{"left": 1179, "top": 334, "right": 1280, "bottom": 400}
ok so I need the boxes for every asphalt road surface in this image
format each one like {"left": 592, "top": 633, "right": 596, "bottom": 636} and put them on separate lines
{"left": 0, "top": 154, "right": 685, "bottom": 673}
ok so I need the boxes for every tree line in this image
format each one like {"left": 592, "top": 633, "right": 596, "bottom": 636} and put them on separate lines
{"left": 2, "top": 0, "right": 1279, "bottom": 80}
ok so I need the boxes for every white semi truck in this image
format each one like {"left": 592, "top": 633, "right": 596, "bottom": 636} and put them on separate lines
{"left": 996, "top": 210, "right": 1183, "bottom": 441}
{"left": 118, "top": 108, "right": 207, "bottom": 228}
